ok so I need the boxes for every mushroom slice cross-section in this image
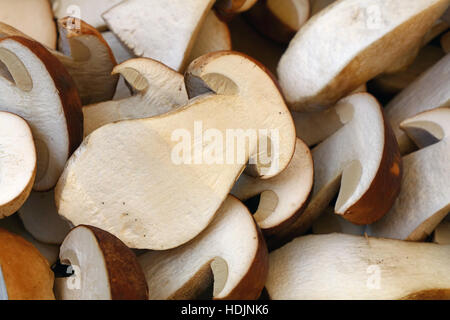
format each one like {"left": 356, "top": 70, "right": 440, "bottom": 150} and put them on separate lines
{"left": 267, "top": 233, "right": 450, "bottom": 300}
{"left": 231, "top": 138, "right": 313, "bottom": 235}
{"left": 82, "top": 58, "right": 188, "bottom": 137}
{"left": 55, "top": 52, "right": 296, "bottom": 250}
{"left": 138, "top": 196, "right": 268, "bottom": 300}
{"left": 278, "top": 0, "right": 450, "bottom": 111}
{"left": 54, "top": 225, "right": 148, "bottom": 300}
{"left": 269, "top": 93, "right": 402, "bottom": 247}
{"left": 367, "top": 107, "right": 450, "bottom": 241}
{"left": 0, "top": 36, "right": 83, "bottom": 191}
{"left": 0, "top": 112, "right": 36, "bottom": 218}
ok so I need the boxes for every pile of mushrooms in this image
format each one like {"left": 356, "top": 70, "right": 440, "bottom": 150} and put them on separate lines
{"left": 0, "top": 0, "right": 449, "bottom": 301}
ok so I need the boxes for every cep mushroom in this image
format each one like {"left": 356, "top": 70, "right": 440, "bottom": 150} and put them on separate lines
{"left": 0, "top": 228, "right": 55, "bottom": 300}
{"left": 139, "top": 196, "right": 267, "bottom": 300}
{"left": 367, "top": 108, "right": 450, "bottom": 241}
{"left": 103, "top": 0, "right": 216, "bottom": 71}
{"left": 0, "top": 36, "right": 83, "bottom": 191}
{"left": 269, "top": 93, "right": 402, "bottom": 247}
{"left": 55, "top": 51, "right": 296, "bottom": 250}
{"left": 278, "top": 0, "right": 450, "bottom": 111}
{"left": 215, "top": 0, "right": 258, "bottom": 19}
{"left": 82, "top": 58, "right": 188, "bottom": 136}
{"left": 312, "top": 207, "right": 366, "bottom": 236}
{"left": 434, "top": 216, "right": 450, "bottom": 244}
{"left": 0, "top": 112, "right": 36, "bottom": 218}
{"left": 231, "top": 138, "right": 314, "bottom": 236}
{"left": 267, "top": 233, "right": 450, "bottom": 300}
{"left": 54, "top": 225, "right": 148, "bottom": 300}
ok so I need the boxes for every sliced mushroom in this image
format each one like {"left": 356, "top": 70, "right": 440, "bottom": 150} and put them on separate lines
{"left": 386, "top": 55, "right": 450, "bottom": 154}
{"left": 267, "top": 233, "right": 450, "bottom": 300}
{"left": 0, "top": 0, "right": 56, "bottom": 49}
{"left": 18, "top": 190, "right": 72, "bottom": 245}
{"left": 51, "top": 0, "right": 122, "bottom": 31}
{"left": 0, "top": 112, "right": 36, "bottom": 218}
{"left": 55, "top": 225, "right": 148, "bottom": 300}
{"left": 441, "top": 31, "right": 450, "bottom": 53}
{"left": 82, "top": 58, "right": 188, "bottom": 136}
{"left": 55, "top": 52, "right": 296, "bottom": 250}
{"left": 103, "top": 0, "right": 215, "bottom": 71}
{"left": 0, "top": 228, "right": 55, "bottom": 300}
{"left": 312, "top": 207, "right": 366, "bottom": 236}
{"left": 434, "top": 215, "right": 450, "bottom": 244}
{"left": 367, "top": 108, "right": 450, "bottom": 241}
{"left": 139, "top": 196, "right": 268, "bottom": 300}
{"left": 231, "top": 139, "right": 313, "bottom": 235}
{"left": 0, "top": 19, "right": 118, "bottom": 105}
{"left": 215, "top": 0, "right": 258, "bottom": 19}
{"left": 246, "top": 0, "right": 310, "bottom": 43}
{"left": 278, "top": 0, "right": 450, "bottom": 111}
{"left": 0, "top": 36, "right": 83, "bottom": 191}
{"left": 269, "top": 93, "right": 402, "bottom": 247}
{"left": 310, "top": 0, "right": 335, "bottom": 16}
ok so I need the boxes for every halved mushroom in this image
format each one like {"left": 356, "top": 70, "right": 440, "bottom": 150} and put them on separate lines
{"left": 55, "top": 52, "right": 296, "bottom": 250}
{"left": 0, "top": 0, "right": 56, "bottom": 49}
{"left": 0, "top": 228, "right": 55, "bottom": 300}
{"left": 139, "top": 196, "right": 268, "bottom": 300}
{"left": 267, "top": 233, "right": 450, "bottom": 300}
{"left": 0, "top": 36, "right": 83, "bottom": 191}
{"left": 434, "top": 215, "right": 450, "bottom": 244}
{"left": 246, "top": 0, "right": 310, "bottom": 43}
{"left": 231, "top": 139, "right": 313, "bottom": 236}
{"left": 215, "top": 0, "right": 258, "bottom": 19}
{"left": 103, "top": 0, "right": 216, "bottom": 71}
{"left": 0, "top": 112, "right": 36, "bottom": 218}
{"left": 386, "top": 55, "right": 450, "bottom": 154}
{"left": 0, "top": 215, "right": 59, "bottom": 265}
{"left": 82, "top": 58, "right": 188, "bottom": 136}
{"left": 19, "top": 190, "right": 72, "bottom": 245}
{"left": 278, "top": 0, "right": 450, "bottom": 111}
{"left": 55, "top": 225, "right": 148, "bottom": 300}
{"left": 367, "top": 108, "right": 450, "bottom": 241}
{"left": 0, "top": 19, "right": 118, "bottom": 105}
{"left": 51, "top": 0, "right": 122, "bottom": 31}
{"left": 312, "top": 207, "right": 366, "bottom": 236}
{"left": 268, "top": 93, "right": 402, "bottom": 247}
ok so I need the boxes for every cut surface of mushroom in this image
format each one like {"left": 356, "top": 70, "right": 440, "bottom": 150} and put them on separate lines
{"left": 269, "top": 93, "right": 402, "bottom": 247}
{"left": 0, "top": 0, "right": 56, "bottom": 49}
{"left": 56, "top": 52, "right": 296, "bottom": 250}
{"left": 367, "top": 108, "right": 450, "bottom": 241}
{"left": 278, "top": 0, "right": 450, "bottom": 111}
{"left": 0, "top": 228, "right": 55, "bottom": 300}
{"left": 139, "top": 196, "right": 268, "bottom": 300}
{"left": 0, "top": 112, "right": 36, "bottom": 218}
{"left": 0, "top": 36, "right": 83, "bottom": 191}
{"left": 267, "top": 233, "right": 450, "bottom": 300}
{"left": 231, "top": 139, "right": 313, "bottom": 235}
{"left": 386, "top": 54, "right": 450, "bottom": 154}
{"left": 82, "top": 58, "right": 188, "bottom": 137}
{"left": 18, "top": 190, "right": 72, "bottom": 245}
{"left": 55, "top": 225, "right": 148, "bottom": 300}
{"left": 103, "top": 0, "right": 216, "bottom": 71}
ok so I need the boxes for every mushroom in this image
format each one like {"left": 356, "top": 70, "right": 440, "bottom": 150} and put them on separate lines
{"left": 103, "top": 0, "right": 216, "bottom": 71}
{"left": 54, "top": 225, "right": 148, "bottom": 300}
{"left": 278, "top": 0, "right": 450, "bottom": 111}
{"left": 386, "top": 54, "right": 450, "bottom": 154}
{"left": 312, "top": 207, "right": 366, "bottom": 236}
{"left": 267, "top": 233, "right": 450, "bottom": 300}
{"left": 0, "top": 0, "right": 56, "bottom": 49}
{"left": 434, "top": 215, "right": 450, "bottom": 244}
{"left": 82, "top": 58, "right": 188, "bottom": 137}
{"left": 231, "top": 138, "right": 314, "bottom": 236}
{"left": 0, "top": 36, "right": 83, "bottom": 191}
{"left": 441, "top": 31, "right": 450, "bottom": 53}
{"left": 268, "top": 93, "right": 402, "bottom": 247}
{"left": 18, "top": 190, "right": 72, "bottom": 245}
{"left": 139, "top": 196, "right": 267, "bottom": 300}
{"left": 0, "top": 228, "right": 55, "bottom": 300}
{"left": 0, "top": 112, "right": 36, "bottom": 218}
{"left": 0, "top": 19, "right": 119, "bottom": 105}
{"left": 246, "top": 0, "right": 310, "bottom": 43}
{"left": 367, "top": 108, "right": 450, "bottom": 241}
{"left": 215, "top": 0, "right": 258, "bottom": 19}
{"left": 55, "top": 51, "right": 296, "bottom": 250}
{"left": 310, "top": 0, "right": 335, "bottom": 16}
